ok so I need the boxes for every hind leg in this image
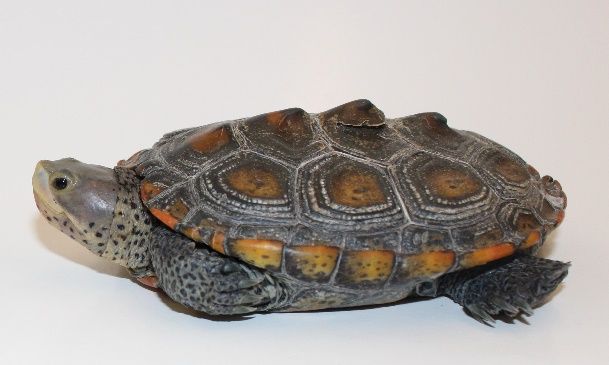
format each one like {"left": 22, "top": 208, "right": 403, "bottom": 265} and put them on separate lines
{"left": 438, "top": 255, "right": 570, "bottom": 324}
{"left": 148, "top": 226, "right": 293, "bottom": 315}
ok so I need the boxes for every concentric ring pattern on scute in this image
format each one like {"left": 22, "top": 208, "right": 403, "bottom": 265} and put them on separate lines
{"left": 198, "top": 151, "right": 295, "bottom": 221}
{"left": 298, "top": 153, "right": 405, "bottom": 232}
{"left": 394, "top": 152, "right": 498, "bottom": 225}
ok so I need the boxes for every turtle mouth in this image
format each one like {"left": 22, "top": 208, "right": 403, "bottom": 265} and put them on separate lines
{"left": 33, "top": 189, "right": 69, "bottom": 226}
{"left": 32, "top": 160, "right": 64, "bottom": 216}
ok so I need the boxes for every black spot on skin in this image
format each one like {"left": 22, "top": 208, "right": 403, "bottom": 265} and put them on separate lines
{"left": 113, "top": 239, "right": 119, "bottom": 245}
{"left": 63, "top": 221, "right": 67, "bottom": 226}
{"left": 70, "top": 235, "right": 75, "bottom": 239}
{"left": 134, "top": 214, "right": 140, "bottom": 221}
{"left": 117, "top": 224, "right": 125, "bottom": 230}
{"left": 83, "top": 240, "right": 88, "bottom": 244}
{"left": 144, "top": 218, "right": 151, "bottom": 225}
{"left": 95, "top": 232, "right": 102, "bottom": 238}
{"left": 97, "top": 242, "right": 104, "bottom": 247}
{"left": 131, "top": 203, "right": 137, "bottom": 209}
{"left": 69, "top": 227, "right": 74, "bottom": 233}
{"left": 89, "top": 222, "right": 95, "bottom": 228}
{"left": 46, "top": 217, "right": 52, "bottom": 222}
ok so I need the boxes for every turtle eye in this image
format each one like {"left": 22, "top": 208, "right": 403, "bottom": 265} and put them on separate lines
{"left": 52, "top": 176, "right": 70, "bottom": 190}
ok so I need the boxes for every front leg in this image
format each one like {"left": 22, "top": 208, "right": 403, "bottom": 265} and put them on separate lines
{"left": 148, "top": 226, "right": 292, "bottom": 315}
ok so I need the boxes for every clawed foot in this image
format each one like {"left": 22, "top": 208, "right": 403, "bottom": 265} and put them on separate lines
{"left": 439, "top": 255, "right": 570, "bottom": 325}
{"left": 465, "top": 296, "right": 534, "bottom": 325}
{"left": 149, "top": 227, "right": 290, "bottom": 316}
{"left": 204, "top": 260, "right": 278, "bottom": 314}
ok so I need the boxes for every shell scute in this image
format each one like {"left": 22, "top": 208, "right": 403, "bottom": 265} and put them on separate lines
{"left": 392, "top": 251, "right": 455, "bottom": 284}
{"left": 318, "top": 100, "right": 413, "bottom": 162}
{"left": 237, "top": 107, "right": 328, "bottom": 164}
{"left": 285, "top": 245, "right": 340, "bottom": 283}
{"left": 298, "top": 153, "right": 405, "bottom": 231}
{"left": 334, "top": 249, "right": 395, "bottom": 288}
{"left": 395, "top": 152, "right": 496, "bottom": 225}
{"left": 227, "top": 238, "right": 284, "bottom": 271}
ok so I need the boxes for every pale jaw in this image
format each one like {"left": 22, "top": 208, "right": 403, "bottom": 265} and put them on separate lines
{"left": 32, "top": 159, "right": 119, "bottom": 255}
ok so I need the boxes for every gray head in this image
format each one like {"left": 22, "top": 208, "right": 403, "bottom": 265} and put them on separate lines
{"left": 33, "top": 158, "right": 118, "bottom": 255}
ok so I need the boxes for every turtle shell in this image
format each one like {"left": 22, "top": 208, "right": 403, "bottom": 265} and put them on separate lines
{"left": 122, "top": 99, "right": 566, "bottom": 289}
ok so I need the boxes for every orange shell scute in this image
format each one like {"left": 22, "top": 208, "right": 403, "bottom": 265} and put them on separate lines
{"left": 401, "top": 251, "right": 455, "bottom": 278}
{"left": 140, "top": 180, "right": 165, "bottom": 202}
{"left": 149, "top": 207, "right": 178, "bottom": 230}
{"left": 228, "top": 239, "right": 284, "bottom": 270}
{"left": 460, "top": 243, "right": 515, "bottom": 269}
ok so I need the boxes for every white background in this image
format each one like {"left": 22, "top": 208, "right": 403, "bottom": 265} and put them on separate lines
{"left": 1, "top": 1, "right": 608, "bottom": 364}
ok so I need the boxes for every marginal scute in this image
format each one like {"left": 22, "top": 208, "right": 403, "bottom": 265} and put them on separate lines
{"left": 460, "top": 243, "right": 515, "bottom": 268}
{"left": 522, "top": 230, "right": 541, "bottom": 249}
{"left": 210, "top": 230, "right": 226, "bottom": 254}
{"left": 285, "top": 245, "right": 340, "bottom": 282}
{"left": 540, "top": 199, "right": 563, "bottom": 225}
{"left": 182, "top": 226, "right": 202, "bottom": 242}
{"left": 167, "top": 198, "right": 190, "bottom": 221}
{"left": 397, "top": 251, "right": 455, "bottom": 280}
{"left": 140, "top": 180, "right": 165, "bottom": 202}
{"left": 149, "top": 207, "right": 178, "bottom": 230}
{"left": 321, "top": 99, "right": 385, "bottom": 127}
{"left": 227, "top": 239, "right": 284, "bottom": 270}
{"left": 335, "top": 250, "right": 395, "bottom": 287}
{"left": 510, "top": 210, "right": 542, "bottom": 249}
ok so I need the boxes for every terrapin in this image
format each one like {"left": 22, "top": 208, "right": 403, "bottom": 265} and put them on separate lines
{"left": 33, "top": 99, "right": 569, "bottom": 324}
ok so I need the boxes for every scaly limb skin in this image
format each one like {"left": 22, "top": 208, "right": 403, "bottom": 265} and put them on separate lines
{"left": 149, "top": 226, "right": 293, "bottom": 315}
{"left": 437, "top": 255, "right": 570, "bottom": 325}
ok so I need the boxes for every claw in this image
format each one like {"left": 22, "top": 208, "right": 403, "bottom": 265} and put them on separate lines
{"left": 514, "top": 299, "right": 533, "bottom": 317}
{"left": 237, "top": 276, "right": 265, "bottom": 289}
{"left": 467, "top": 304, "right": 496, "bottom": 325}
{"left": 216, "top": 292, "right": 269, "bottom": 306}
{"left": 490, "top": 297, "right": 520, "bottom": 317}
{"left": 231, "top": 305, "right": 258, "bottom": 314}
{"left": 220, "top": 263, "right": 239, "bottom": 275}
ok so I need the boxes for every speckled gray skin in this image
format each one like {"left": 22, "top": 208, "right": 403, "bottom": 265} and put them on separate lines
{"left": 105, "top": 167, "right": 154, "bottom": 277}
{"left": 34, "top": 100, "right": 571, "bottom": 324}
{"left": 148, "top": 225, "right": 292, "bottom": 314}
{"left": 437, "top": 255, "right": 570, "bottom": 323}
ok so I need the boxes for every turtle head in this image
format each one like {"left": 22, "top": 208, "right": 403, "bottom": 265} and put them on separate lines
{"left": 33, "top": 158, "right": 118, "bottom": 256}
